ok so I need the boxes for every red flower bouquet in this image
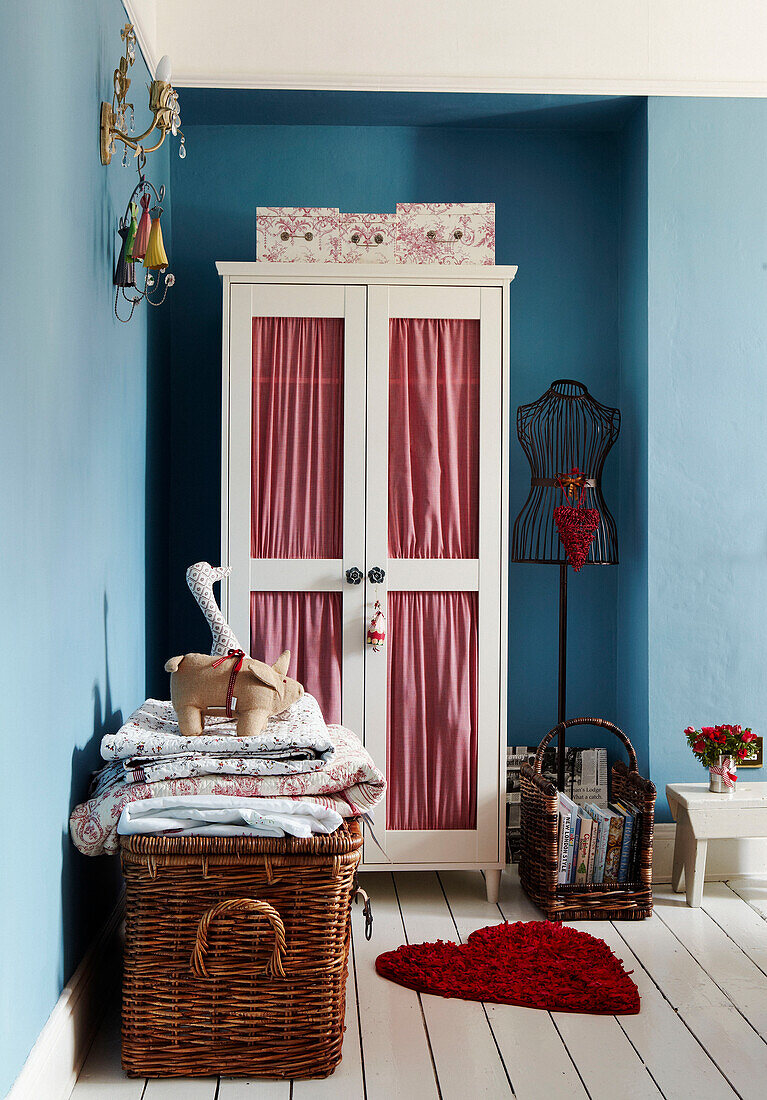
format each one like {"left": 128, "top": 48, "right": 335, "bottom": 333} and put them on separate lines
{"left": 684, "top": 724, "right": 756, "bottom": 792}
{"left": 684, "top": 724, "right": 755, "bottom": 768}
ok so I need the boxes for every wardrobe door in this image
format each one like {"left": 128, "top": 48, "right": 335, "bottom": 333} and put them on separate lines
{"left": 364, "top": 284, "right": 504, "bottom": 866}
{"left": 224, "top": 282, "right": 366, "bottom": 733}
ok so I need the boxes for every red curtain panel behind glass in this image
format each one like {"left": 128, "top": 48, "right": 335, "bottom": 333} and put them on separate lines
{"left": 250, "top": 317, "right": 345, "bottom": 721}
{"left": 386, "top": 318, "right": 480, "bottom": 831}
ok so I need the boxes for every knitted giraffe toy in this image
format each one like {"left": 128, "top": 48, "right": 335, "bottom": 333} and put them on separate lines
{"left": 186, "top": 561, "right": 245, "bottom": 657}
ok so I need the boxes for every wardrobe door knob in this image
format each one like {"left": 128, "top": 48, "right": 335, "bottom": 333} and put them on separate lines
{"left": 345, "top": 567, "right": 364, "bottom": 585}
{"left": 367, "top": 567, "right": 386, "bottom": 585}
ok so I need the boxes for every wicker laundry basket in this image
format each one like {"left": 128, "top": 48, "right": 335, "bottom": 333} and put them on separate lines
{"left": 519, "top": 718, "right": 656, "bottom": 921}
{"left": 120, "top": 820, "right": 363, "bottom": 1079}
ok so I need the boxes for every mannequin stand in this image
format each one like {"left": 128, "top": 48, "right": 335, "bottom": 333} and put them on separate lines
{"left": 557, "top": 563, "right": 568, "bottom": 790}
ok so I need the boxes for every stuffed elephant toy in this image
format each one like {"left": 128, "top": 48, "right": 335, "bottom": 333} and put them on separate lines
{"left": 164, "top": 649, "right": 304, "bottom": 738}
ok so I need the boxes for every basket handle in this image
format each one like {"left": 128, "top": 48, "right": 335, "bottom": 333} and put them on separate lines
{"left": 535, "top": 717, "right": 638, "bottom": 790}
{"left": 190, "top": 898, "right": 287, "bottom": 979}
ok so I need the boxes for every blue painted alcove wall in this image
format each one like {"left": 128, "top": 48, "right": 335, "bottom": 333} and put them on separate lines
{"left": 646, "top": 98, "right": 767, "bottom": 814}
{"left": 164, "top": 96, "right": 641, "bottom": 782}
{"left": 0, "top": 1, "right": 170, "bottom": 1093}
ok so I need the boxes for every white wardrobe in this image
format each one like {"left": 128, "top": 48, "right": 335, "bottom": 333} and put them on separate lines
{"left": 217, "top": 262, "right": 516, "bottom": 900}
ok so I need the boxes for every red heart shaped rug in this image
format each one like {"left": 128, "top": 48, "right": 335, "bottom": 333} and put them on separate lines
{"left": 376, "top": 920, "right": 639, "bottom": 1015}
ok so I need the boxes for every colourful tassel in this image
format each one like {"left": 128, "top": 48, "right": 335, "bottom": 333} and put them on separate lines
{"left": 143, "top": 207, "right": 168, "bottom": 270}
{"left": 124, "top": 202, "right": 139, "bottom": 262}
{"left": 132, "top": 193, "right": 152, "bottom": 261}
{"left": 113, "top": 224, "right": 136, "bottom": 288}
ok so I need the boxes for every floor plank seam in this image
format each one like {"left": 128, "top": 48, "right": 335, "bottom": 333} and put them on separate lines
{"left": 613, "top": 1015, "right": 668, "bottom": 1098}
{"left": 391, "top": 873, "right": 444, "bottom": 1100}
{"left": 435, "top": 872, "right": 515, "bottom": 1094}
{"left": 653, "top": 907, "right": 767, "bottom": 1046}
{"left": 548, "top": 1014, "right": 593, "bottom": 1099}
{"left": 435, "top": 872, "right": 463, "bottom": 940}
{"left": 610, "top": 921, "right": 747, "bottom": 1098}
{"left": 726, "top": 880, "right": 767, "bottom": 922}
{"left": 349, "top": 925, "right": 369, "bottom": 1100}
{"left": 495, "top": 889, "right": 594, "bottom": 1099}
{"left": 700, "top": 898, "right": 767, "bottom": 983}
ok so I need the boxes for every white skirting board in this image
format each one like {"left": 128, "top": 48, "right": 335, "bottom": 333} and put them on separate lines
{"left": 5, "top": 893, "right": 124, "bottom": 1100}
{"left": 652, "top": 822, "right": 767, "bottom": 882}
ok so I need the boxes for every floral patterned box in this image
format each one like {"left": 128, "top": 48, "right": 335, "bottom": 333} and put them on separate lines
{"left": 395, "top": 202, "right": 495, "bottom": 265}
{"left": 338, "top": 212, "right": 396, "bottom": 264}
{"left": 256, "top": 207, "right": 340, "bottom": 262}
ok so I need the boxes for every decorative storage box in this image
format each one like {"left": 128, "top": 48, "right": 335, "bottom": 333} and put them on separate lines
{"left": 121, "top": 821, "right": 363, "bottom": 1079}
{"left": 256, "top": 207, "right": 340, "bottom": 262}
{"left": 519, "top": 719, "right": 655, "bottom": 921}
{"left": 395, "top": 202, "right": 495, "bottom": 265}
{"left": 339, "top": 213, "right": 396, "bottom": 263}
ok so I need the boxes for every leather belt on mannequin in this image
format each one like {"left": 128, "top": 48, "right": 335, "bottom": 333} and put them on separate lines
{"left": 530, "top": 477, "right": 597, "bottom": 488}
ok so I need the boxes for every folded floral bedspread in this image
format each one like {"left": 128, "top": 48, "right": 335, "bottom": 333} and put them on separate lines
{"left": 117, "top": 795, "right": 343, "bottom": 840}
{"left": 101, "top": 696, "right": 334, "bottom": 767}
{"left": 71, "top": 724, "right": 385, "bottom": 856}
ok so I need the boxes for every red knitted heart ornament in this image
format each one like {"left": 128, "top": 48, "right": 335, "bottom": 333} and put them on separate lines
{"left": 552, "top": 467, "right": 601, "bottom": 572}
{"left": 554, "top": 504, "right": 601, "bottom": 572}
{"left": 376, "top": 920, "right": 640, "bottom": 1015}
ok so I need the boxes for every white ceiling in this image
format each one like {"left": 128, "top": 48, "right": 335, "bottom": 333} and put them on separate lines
{"left": 126, "top": 0, "right": 767, "bottom": 95}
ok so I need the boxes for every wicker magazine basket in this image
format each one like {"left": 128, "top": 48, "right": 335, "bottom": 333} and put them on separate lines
{"left": 120, "top": 820, "right": 363, "bottom": 1079}
{"left": 520, "top": 718, "right": 655, "bottom": 921}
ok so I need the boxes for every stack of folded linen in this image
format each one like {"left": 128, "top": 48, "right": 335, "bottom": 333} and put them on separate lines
{"left": 70, "top": 695, "right": 386, "bottom": 856}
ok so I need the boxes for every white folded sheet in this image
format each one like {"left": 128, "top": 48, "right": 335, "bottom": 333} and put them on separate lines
{"left": 117, "top": 795, "right": 343, "bottom": 840}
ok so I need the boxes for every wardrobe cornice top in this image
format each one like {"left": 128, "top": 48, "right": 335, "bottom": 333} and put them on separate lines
{"left": 216, "top": 261, "right": 518, "bottom": 284}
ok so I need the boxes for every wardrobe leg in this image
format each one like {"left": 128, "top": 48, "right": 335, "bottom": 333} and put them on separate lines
{"left": 484, "top": 869, "right": 502, "bottom": 904}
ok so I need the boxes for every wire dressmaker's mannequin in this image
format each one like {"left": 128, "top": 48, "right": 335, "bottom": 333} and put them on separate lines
{"left": 511, "top": 380, "right": 620, "bottom": 784}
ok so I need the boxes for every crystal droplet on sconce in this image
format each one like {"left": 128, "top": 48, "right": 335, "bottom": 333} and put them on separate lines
{"left": 178, "top": 142, "right": 186, "bottom": 159}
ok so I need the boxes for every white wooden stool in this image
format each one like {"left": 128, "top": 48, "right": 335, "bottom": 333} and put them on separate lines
{"left": 666, "top": 782, "right": 767, "bottom": 906}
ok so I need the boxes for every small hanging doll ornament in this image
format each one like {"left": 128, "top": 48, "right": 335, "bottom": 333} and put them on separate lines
{"left": 132, "top": 192, "right": 152, "bottom": 262}
{"left": 553, "top": 467, "right": 601, "bottom": 572}
{"left": 367, "top": 599, "right": 386, "bottom": 652}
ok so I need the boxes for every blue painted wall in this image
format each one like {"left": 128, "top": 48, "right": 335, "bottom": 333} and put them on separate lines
{"left": 0, "top": 2, "right": 169, "bottom": 1093}
{"left": 617, "top": 103, "right": 650, "bottom": 779}
{"left": 166, "top": 120, "right": 624, "bottom": 745}
{"left": 646, "top": 98, "right": 767, "bottom": 817}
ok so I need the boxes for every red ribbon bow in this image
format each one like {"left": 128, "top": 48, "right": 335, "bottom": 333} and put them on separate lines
{"left": 211, "top": 648, "right": 245, "bottom": 719}
{"left": 710, "top": 760, "right": 738, "bottom": 788}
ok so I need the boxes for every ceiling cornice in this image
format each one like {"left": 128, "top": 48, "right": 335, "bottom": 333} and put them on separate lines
{"left": 170, "top": 72, "right": 767, "bottom": 97}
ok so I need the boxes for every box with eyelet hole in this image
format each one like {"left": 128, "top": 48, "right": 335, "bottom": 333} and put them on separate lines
{"left": 339, "top": 212, "right": 396, "bottom": 263}
{"left": 395, "top": 202, "right": 495, "bottom": 265}
{"left": 256, "top": 207, "right": 340, "bottom": 262}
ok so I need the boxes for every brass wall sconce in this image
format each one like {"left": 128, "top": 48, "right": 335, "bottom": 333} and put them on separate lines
{"left": 102, "top": 23, "right": 184, "bottom": 322}
{"left": 100, "top": 23, "right": 186, "bottom": 167}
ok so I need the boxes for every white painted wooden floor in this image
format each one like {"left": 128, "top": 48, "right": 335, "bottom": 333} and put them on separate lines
{"left": 72, "top": 870, "right": 767, "bottom": 1100}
